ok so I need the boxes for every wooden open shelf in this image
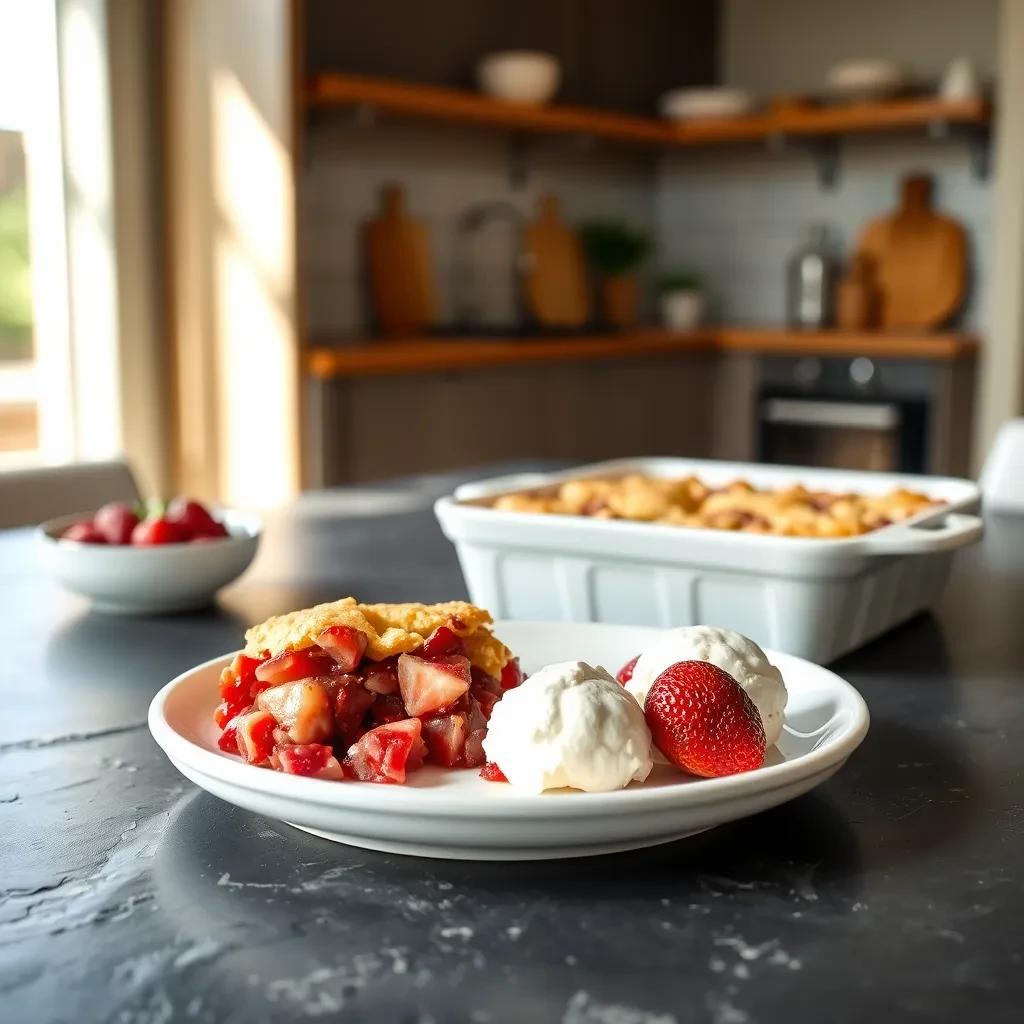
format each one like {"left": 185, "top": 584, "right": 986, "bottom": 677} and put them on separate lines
{"left": 304, "top": 73, "right": 991, "bottom": 150}
{"left": 305, "top": 328, "right": 979, "bottom": 379}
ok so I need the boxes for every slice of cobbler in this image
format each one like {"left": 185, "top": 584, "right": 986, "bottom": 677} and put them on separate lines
{"left": 214, "top": 598, "right": 522, "bottom": 784}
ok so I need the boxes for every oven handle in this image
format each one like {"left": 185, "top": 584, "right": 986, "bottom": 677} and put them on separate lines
{"left": 855, "top": 512, "right": 983, "bottom": 555}
{"left": 761, "top": 399, "right": 899, "bottom": 430}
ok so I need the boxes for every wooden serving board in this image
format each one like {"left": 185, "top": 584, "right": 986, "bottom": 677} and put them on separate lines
{"left": 364, "top": 184, "right": 438, "bottom": 335}
{"left": 855, "top": 174, "right": 966, "bottom": 329}
{"left": 522, "top": 194, "right": 590, "bottom": 328}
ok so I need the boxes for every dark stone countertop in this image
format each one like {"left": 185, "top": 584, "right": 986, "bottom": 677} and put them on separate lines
{"left": 2, "top": 462, "right": 1023, "bottom": 1024}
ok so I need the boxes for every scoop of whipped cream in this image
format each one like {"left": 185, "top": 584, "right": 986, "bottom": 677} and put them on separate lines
{"left": 483, "top": 660, "right": 654, "bottom": 793}
{"left": 626, "top": 626, "right": 787, "bottom": 747}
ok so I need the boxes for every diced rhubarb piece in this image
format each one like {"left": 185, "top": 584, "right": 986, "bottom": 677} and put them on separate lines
{"left": 334, "top": 680, "right": 377, "bottom": 743}
{"left": 214, "top": 694, "right": 249, "bottom": 728}
{"left": 217, "top": 719, "right": 240, "bottom": 754}
{"left": 470, "top": 666, "right": 503, "bottom": 696}
{"left": 256, "top": 680, "right": 332, "bottom": 744}
{"left": 480, "top": 762, "right": 508, "bottom": 783}
{"left": 397, "top": 654, "right": 471, "bottom": 717}
{"left": 420, "top": 712, "right": 468, "bottom": 768}
{"left": 369, "top": 694, "right": 406, "bottom": 726}
{"left": 615, "top": 655, "right": 640, "bottom": 686}
{"left": 362, "top": 659, "right": 399, "bottom": 695}
{"left": 94, "top": 502, "right": 139, "bottom": 545}
{"left": 463, "top": 729, "right": 486, "bottom": 769}
{"left": 277, "top": 743, "right": 345, "bottom": 780}
{"left": 255, "top": 648, "right": 335, "bottom": 686}
{"left": 314, "top": 625, "right": 368, "bottom": 672}
{"left": 343, "top": 718, "right": 423, "bottom": 784}
{"left": 500, "top": 657, "right": 523, "bottom": 690}
{"left": 234, "top": 710, "right": 277, "bottom": 764}
{"left": 470, "top": 686, "right": 500, "bottom": 720}
{"left": 421, "top": 625, "right": 464, "bottom": 659}
{"left": 61, "top": 521, "right": 107, "bottom": 544}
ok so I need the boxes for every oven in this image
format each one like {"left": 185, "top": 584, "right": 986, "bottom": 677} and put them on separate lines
{"left": 757, "top": 356, "right": 932, "bottom": 474}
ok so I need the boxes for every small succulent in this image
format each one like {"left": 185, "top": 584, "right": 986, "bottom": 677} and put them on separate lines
{"left": 580, "top": 221, "right": 650, "bottom": 276}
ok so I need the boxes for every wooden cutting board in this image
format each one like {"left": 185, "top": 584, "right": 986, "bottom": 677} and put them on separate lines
{"left": 854, "top": 174, "right": 967, "bottom": 329}
{"left": 522, "top": 194, "right": 589, "bottom": 329}
{"left": 364, "top": 184, "right": 437, "bottom": 335}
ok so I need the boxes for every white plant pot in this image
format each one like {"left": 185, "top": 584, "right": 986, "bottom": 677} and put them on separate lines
{"left": 660, "top": 290, "right": 705, "bottom": 331}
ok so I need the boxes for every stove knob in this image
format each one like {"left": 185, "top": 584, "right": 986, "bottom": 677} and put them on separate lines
{"left": 850, "top": 357, "right": 876, "bottom": 386}
{"left": 794, "top": 357, "right": 822, "bottom": 385}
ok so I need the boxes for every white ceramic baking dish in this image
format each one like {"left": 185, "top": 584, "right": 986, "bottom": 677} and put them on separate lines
{"left": 434, "top": 457, "right": 983, "bottom": 664}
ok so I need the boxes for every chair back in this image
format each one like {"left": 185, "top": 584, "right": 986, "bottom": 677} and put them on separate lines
{"left": 0, "top": 459, "right": 140, "bottom": 529}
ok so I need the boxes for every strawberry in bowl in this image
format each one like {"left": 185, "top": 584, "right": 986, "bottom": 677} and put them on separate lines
{"left": 38, "top": 497, "right": 260, "bottom": 614}
{"left": 214, "top": 598, "right": 521, "bottom": 785}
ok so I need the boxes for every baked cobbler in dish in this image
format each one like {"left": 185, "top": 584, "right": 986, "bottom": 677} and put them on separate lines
{"left": 490, "top": 474, "right": 939, "bottom": 538}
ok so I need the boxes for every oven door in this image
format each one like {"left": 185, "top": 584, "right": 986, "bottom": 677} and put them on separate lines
{"left": 758, "top": 396, "right": 928, "bottom": 473}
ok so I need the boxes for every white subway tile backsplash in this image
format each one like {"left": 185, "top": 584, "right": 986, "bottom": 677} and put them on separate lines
{"left": 655, "top": 139, "right": 991, "bottom": 330}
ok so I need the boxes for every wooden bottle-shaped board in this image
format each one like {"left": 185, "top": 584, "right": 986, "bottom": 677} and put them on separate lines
{"left": 364, "top": 184, "right": 438, "bottom": 335}
{"left": 855, "top": 174, "right": 967, "bottom": 329}
{"left": 522, "top": 194, "right": 589, "bottom": 329}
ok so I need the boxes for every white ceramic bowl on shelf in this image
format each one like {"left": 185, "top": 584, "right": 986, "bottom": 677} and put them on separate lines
{"left": 825, "top": 60, "right": 906, "bottom": 102}
{"left": 38, "top": 510, "right": 261, "bottom": 614}
{"left": 476, "top": 51, "right": 561, "bottom": 105}
{"left": 658, "top": 87, "right": 754, "bottom": 121}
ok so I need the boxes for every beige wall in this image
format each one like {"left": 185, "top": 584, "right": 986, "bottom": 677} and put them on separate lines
{"left": 721, "top": 0, "right": 998, "bottom": 95}
{"left": 164, "top": 0, "right": 300, "bottom": 507}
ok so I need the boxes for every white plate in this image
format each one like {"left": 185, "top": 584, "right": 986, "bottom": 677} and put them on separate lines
{"left": 148, "top": 621, "right": 869, "bottom": 860}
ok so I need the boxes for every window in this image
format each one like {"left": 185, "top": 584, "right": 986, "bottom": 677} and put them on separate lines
{"left": 0, "top": 0, "right": 73, "bottom": 466}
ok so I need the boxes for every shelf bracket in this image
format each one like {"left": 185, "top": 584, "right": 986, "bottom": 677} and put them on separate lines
{"left": 812, "top": 138, "right": 842, "bottom": 191}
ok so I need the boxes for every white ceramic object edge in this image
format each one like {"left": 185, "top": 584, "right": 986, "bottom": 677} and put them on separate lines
{"left": 434, "top": 457, "right": 983, "bottom": 663}
{"left": 38, "top": 510, "right": 262, "bottom": 613}
{"left": 148, "top": 623, "right": 870, "bottom": 860}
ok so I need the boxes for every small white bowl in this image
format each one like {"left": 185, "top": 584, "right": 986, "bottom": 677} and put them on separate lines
{"left": 477, "top": 51, "right": 561, "bottom": 105}
{"left": 659, "top": 87, "right": 754, "bottom": 121}
{"left": 38, "top": 510, "right": 262, "bottom": 614}
{"left": 825, "top": 60, "right": 905, "bottom": 102}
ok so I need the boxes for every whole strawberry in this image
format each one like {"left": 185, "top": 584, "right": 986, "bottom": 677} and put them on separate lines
{"left": 644, "top": 660, "right": 766, "bottom": 778}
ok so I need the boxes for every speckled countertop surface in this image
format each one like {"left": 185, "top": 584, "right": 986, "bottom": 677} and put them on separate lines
{"left": 2, "top": 463, "right": 1022, "bottom": 1024}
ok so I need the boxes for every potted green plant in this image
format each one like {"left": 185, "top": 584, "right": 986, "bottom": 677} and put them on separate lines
{"left": 580, "top": 221, "right": 650, "bottom": 328}
{"left": 656, "top": 270, "right": 705, "bottom": 331}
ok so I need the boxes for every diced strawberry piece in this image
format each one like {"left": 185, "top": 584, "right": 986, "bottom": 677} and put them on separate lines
{"left": 217, "top": 720, "right": 240, "bottom": 754}
{"left": 343, "top": 718, "right": 423, "bottom": 784}
{"left": 362, "top": 658, "right": 399, "bottom": 695}
{"left": 407, "top": 735, "right": 428, "bottom": 772}
{"left": 369, "top": 694, "right": 406, "bottom": 726}
{"left": 93, "top": 502, "right": 139, "bottom": 545}
{"left": 397, "top": 654, "right": 471, "bottom": 717}
{"left": 314, "top": 625, "right": 368, "bottom": 672}
{"left": 255, "top": 648, "right": 335, "bottom": 686}
{"left": 61, "top": 521, "right": 107, "bottom": 544}
{"left": 234, "top": 710, "right": 277, "bottom": 764}
{"left": 420, "top": 712, "right": 468, "bottom": 768}
{"left": 421, "top": 625, "right": 464, "bottom": 659}
{"left": 471, "top": 666, "right": 503, "bottom": 696}
{"left": 500, "top": 657, "right": 523, "bottom": 690}
{"left": 256, "top": 680, "right": 332, "bottom": 744}
{"left": 616, "top": 655, "right": 640, "bottom": 685}
{"left": 644, "top": 661, "right": 766, "bottom": 778}
{"left": 470, "top": 685, "right": 500, "bottom": 720}
{"left": 277, "top": 743, "right": 345, "bottom": 780}
{"left": 479, "top": 762, "right": 508, "bottom": 782}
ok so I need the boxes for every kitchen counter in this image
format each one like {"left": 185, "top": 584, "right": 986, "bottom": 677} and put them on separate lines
{"left": 306, "top": 328, "right": 980, "bottom": 378}
{"left": 2, "top": 461, "right": 1021, "bottom": 1024}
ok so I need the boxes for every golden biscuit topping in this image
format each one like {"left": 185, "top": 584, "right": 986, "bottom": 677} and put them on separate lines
{"left": 244, "top": 598, "right": 510, "bottom": 677}
{"left": 490, "top": 474, "right": 939, "bottom": 538}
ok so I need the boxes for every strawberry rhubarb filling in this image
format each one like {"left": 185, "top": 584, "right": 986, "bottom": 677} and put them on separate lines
{"left": 215, "top": 621, "right": 523, "bottom": 784}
